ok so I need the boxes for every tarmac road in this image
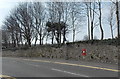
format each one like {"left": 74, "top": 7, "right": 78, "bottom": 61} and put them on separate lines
{"left": 2, "top": 57, "right": 119, "bottom": 78}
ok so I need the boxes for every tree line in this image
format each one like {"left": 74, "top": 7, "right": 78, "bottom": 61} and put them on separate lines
{"left": 2, "top": 1, "right": 120, "bottom": 48}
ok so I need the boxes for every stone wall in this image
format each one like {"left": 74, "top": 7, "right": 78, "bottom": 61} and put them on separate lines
{"left": 2, "top": 43, "right": 119, "bottom": 64}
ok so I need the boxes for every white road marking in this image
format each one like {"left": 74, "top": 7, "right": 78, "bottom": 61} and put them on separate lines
{"left": 34, "top": 65, "right": 40, "bottom": 67}
{"left": 25, "top": 63, "right": 40, "bottom": 67}
{"left": 51, "top": 68, "right": 89, "bottom": 77}
{"left": 12, "top": 61, "right": 18, "bottom": 63}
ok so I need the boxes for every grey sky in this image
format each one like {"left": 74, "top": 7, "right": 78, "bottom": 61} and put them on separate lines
{"left": 0, "top": 0, "right": 117, "bottom": 43}
{"left": 0, "top": 1, "right": 18, "bottom": 29}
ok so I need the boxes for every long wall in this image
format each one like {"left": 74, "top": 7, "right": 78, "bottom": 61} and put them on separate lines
{"left": 2, "top": 43, "right": 119, "bottom": 64}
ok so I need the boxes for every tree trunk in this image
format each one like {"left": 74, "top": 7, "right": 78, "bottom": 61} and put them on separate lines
{"left": 34, "top": 36, "right": 38, "bottom": 46}
{"left": 51, "top": 31, "right": 54, "bottom": 44}
{"left": 27, "top": 37, "right": 31, "bottom": 47}
{"left": 39, "top": 28, "right": 42, "bottom": 45}
{"left": 63, "top": 25, "right": 66, "bottom": 44}
{"left": 73, "top": 28, "right": 75, "bottom": 42}
{"left": 116, "top": 1, "right": 120, "bottom": 38}
{"left": 87, "top": 5, "right": 90, "bottom": 40}
{"left": 91, "top": 21, "right": 94, "bottom": 40}
{"left": 90, "top": 2, "right": 94, "bottom": 40}
{"left": 99, "top": 2, "right": 104, "bottom": 40}
{"left": 110, "top": 23, "right": 114, "bottom": 39}
{"left": 39, "top": 34, "right": 42, "bottom": 45}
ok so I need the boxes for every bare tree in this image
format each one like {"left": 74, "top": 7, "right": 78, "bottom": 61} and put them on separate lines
{"left": 69, "top": 2, "right": 83, "bottom": 42}
{"left": 115, "top": 0, "right": 120, "bottom": 38}
{"left": 70, "top": 2, "right": 78, "bottom": 42}
{"left": 2, "top": 29, "right": 9, "bottom": 47}
{"left": 47, "top": 2, "right": 70, "bottom": 45}
{"left": 55, "top": 2, "right": 64, "bottom": 44}
{"left": 98, "top": 1, "right": 104, "bottom": 40}
{"left": 32, "top": 2, "right": 47, "bottom": 45}
{"left": 47, "top": 2, "right": 57, "bottom": 44}
{"left": 107, "top": 4, "right": 115, "bottom": 39}
{"left": 84, "top": 2, "right": 101, "bottom": 41}
{"left": 90, "top": 2, "right": 95, "bottom": 40}
{"left": 61, "top": 2, "right": 70, "bottom": 44}
{"left": 85, "top": 3, "right": 91, "bottom": 40}
{"left": 14, "top": 3, "right": 34, "bottom": 47}
{"left": 3, "top": 14, "right": 21, "bottom": 47}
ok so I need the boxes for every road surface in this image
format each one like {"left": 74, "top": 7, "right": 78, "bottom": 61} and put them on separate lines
{"left": 2, "top": 57, "right": 119, "bottom": 78}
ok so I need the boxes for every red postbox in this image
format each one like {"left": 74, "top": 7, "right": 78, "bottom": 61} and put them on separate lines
{"left": 81, "top": 49, "right": 86, "bottom": 56}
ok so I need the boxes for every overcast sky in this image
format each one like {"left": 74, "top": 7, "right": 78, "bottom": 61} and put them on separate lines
{"left": 0, "top": 0, "right": 117, "bottom": 43}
